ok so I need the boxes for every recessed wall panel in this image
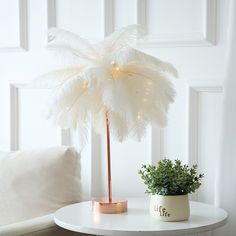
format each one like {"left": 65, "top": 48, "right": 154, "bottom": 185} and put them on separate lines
{"left": 18, "top": 89, "right": 61, "bottom": 149}
{"left": 56, "top": 0, "right": 103, "bottom": 41}
{"left": 146, "top": 0, "right": 204, "bottom": 35}
{"left": 197, "top": 92, "right": 223, "bottom": 204}
{"left": 113, "top": 0, "right": 136, "bottom": 30}
{"left": 0, "top": 0, "right": 21, "bottom": 48}
{"left": 99, "top": 130, "right": 151, "bottom": 198}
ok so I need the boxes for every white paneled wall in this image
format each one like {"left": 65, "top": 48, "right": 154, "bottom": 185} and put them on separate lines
{"left": 10, "top": 84, "right": 63, "bottom": 150}
{"left": 0, "top": 0, "right": 27, "bottom": 51}
{"left": 188, "top": 87, "right": 223, "bottom": 204}
{"left": 0, "top": 1, "right": 231, "bottom": 234}
{"left": 137, "top": 0, "right": 216, "bottom": 47}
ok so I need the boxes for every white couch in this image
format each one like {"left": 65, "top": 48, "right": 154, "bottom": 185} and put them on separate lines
{"left": 0, "top": 146, "right": 91, "bottom": 236}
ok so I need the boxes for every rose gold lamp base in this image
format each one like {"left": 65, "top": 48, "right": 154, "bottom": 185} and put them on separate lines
{"left": 92, "top": 198, "right": 128, "bottom": 214}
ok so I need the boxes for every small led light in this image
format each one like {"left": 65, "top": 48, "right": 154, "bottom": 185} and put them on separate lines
{"left": 143, "top": 98, "right": 148, "bottom": 102}
{"left": 137, "top": 112, "right": 142, "bottom": 120}
{"left": 111, "top": 60, "right": 121, "bottom": 72}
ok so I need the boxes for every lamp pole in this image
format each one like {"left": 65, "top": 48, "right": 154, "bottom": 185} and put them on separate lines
{"left": 92, "top": 111, "right": 127, "bottom": 213}
{"left": 105, "top": 111, "right": 112, "bottom": 203}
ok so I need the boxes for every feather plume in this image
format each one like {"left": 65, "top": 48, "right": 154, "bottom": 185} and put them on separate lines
{"left": 30, "top": 25, "right": 177, "bottom": 149}
{"left": 115, "top": 47, "right": 178, "bottom": 77}
{"left": 47, "top": 44, "right": 97, "bottom": 63}
{"left": 48, "top": 28, "right": 97, "bottom": 55}
{"left": 99, "top": 24, "right": 143, "bottom": 53}
{"left": 28, "top": 67, "right": 83, "bottom": 89}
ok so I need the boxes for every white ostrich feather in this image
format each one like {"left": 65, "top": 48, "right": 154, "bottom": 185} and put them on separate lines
{"left": 48, "top": 28, "right": 99, "bottom": 64}
{"left": 29, "top": 67, "right": 83, "bottom": 89}
{"left": 30, "top": 25, "right": 177, "bottom": 149}
{"left": 48, "top": 28, "right": 97, "bottom": 55}
{"left": 99, "top": 24, "right": 143, "bottom": 52}
{"left": 114, "top": 47, "right": 178, "bottom": 77}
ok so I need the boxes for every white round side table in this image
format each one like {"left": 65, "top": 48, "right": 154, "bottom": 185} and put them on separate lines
{"left": 54, "top": 198, "right": 228, "bottom": 236}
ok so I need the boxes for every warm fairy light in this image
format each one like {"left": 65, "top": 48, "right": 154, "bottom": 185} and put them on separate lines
{"left": 143, "top": 98, "right": 148, "bottom": 102}
{"left": 110, "top": 61, "right": 121, "bottom": 81}
{"left": 111, "top": 60, "right": 121, "bottom": 72}
{"left": 137, "top": 112, "right": 142, "bottom": 120}
{"left": 115, "top": 66, "right": 120, "bottom": 71}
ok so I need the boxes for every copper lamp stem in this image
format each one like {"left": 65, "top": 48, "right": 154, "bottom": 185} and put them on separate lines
{"left": 106, "top": 111, "right": 112, "bottom": 203}
{"left": 91, "top": 112, "right": 127, "bottom": 213}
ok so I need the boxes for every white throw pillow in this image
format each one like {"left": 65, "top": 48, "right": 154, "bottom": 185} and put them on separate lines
{"left": 0, "top": 146, "right": 82, "bottom": 226}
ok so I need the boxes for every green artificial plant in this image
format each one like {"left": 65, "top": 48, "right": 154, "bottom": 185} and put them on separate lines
{"left": 139, "top": 159, "right": 204, "bottom": 196}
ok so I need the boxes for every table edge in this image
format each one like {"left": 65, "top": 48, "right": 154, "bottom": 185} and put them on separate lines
{"left": 54, "top": 199, "right": 228, "bottom": 236}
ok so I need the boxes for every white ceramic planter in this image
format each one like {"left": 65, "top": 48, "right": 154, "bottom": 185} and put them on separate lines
{"left": 150, "top": 194, "right": 190, "bottom": 221}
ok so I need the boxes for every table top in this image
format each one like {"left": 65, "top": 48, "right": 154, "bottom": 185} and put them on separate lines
{"left": 54, "top": 198, "right": 228, "bottom": 236}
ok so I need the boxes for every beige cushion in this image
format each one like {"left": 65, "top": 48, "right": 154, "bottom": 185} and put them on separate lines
{"left": 0, "top": 146, "right": 82, "bottom": 226}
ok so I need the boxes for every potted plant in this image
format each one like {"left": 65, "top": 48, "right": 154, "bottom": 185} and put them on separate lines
{"left": 139, "top": 159, "right": 204, "bottom": 221}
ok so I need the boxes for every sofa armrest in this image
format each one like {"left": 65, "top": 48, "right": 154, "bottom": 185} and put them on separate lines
{"left": 0, "top": 214, "right": 85, "bottom": 236}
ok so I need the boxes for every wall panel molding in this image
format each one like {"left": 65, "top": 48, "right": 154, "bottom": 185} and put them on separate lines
{"left": 204, "top": 0, "right": 217, "bottom": 44}
{"left": 149, "top": 127, "right": 164, "bottom": 164}
{"left": 136, "top": 0, "right": 146, "bottom": 26}
{"left": 9, "top": 83, "right": 70, "bottom": 151}
{"left": 90, "top": 130, "right": 102, "bottom": 198}
{"left": 137, "top": 0, "right": 216, "bottom": 47}
{"left": 48, "top": 0, "right": 113, "bottom": 39}
{"left": 0, "top": 0, "right": 28, "bottom": 52}
{"left": 19, "top": 0, "right": 28, "bottom": 50}
{"left": 188, "top": 86, "right": 223, "bottom": 167}
{"left": 188, "top": 85, "right": 223, "bottom": 204}
{"left": 10, "top": 84, "right": 20, "bottom": 150}
{"left": 47, "top": 0, "right": 56, "bottom": 29}
{"left": 47, "top": 0, "right": 56, "bottom": 43}
{"left": 102, "top": 0, "right": 114, "bottom": 37}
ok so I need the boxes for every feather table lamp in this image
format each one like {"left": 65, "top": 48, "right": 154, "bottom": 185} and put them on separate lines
{"left": 31, "top": 25, "right": 177, "bottom": 214}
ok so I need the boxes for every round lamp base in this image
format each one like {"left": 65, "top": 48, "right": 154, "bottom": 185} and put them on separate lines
{"left": 92, "top": 198, "right": 128, "bottom": 214}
